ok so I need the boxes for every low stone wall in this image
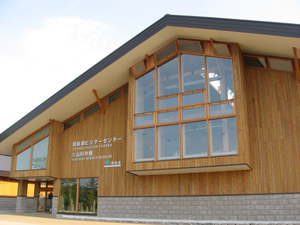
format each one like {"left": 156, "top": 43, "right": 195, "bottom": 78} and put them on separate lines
{"left": 52, "top": 196, "right": 58, "bottom": 214}
{"left": 97, "top": 193, "right": 300, "bottom": 222}
{"left": 0, "top": 196, "right": 16, "bottom": 213}
{"left": 26, "top": 197, "right": 38, "bottom": 212}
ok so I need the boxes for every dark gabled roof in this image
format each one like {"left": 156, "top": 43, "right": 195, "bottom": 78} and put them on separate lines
{"left": 1, "top": 14, "right": 300, "bottom": 143}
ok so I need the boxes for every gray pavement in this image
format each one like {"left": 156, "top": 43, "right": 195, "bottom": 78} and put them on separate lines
{"left": 0, "top": 213, "right": 145, "bottom": 225}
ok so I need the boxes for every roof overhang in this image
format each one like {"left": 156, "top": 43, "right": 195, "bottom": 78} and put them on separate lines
{"left": 1, "top": 15, "right": 300, "bottom": 155}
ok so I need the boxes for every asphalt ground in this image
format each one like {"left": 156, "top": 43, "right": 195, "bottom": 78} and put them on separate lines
{"left": 0, "top": 213, "right": 146, "bottom": 225}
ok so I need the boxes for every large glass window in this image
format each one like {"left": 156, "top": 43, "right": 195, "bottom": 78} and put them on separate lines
{"left": 16, "top": 147, "right": 31, "bottom": 171}
{"left": 158, "top": 125, "right": 180, "bottom": 160}
{"left": 59, "top": 179, "right": 77, "bottom": 213}
{"left": 132, "top": 39, "right": 237, "bottom": 162}
{"left": 59, "top": 178, "right": 98, "bottom": 214}
{"left": 210, "top": 117, "right": 238, "bottom": 156}
{"left": 181, "top": 54, "right": 205, "bottom": 92}
{"left": 31, "top": 137, "right": 49, "bottom": 170}
{"left": 78, "top": 178, "right": 98, "bottom": 213}
{"left": 134, "top": 128, "right": 155, "bottom": 162}
{"left": 15, "top": 125, "right": 50, "bottom": 171}
{"left": 157, "top": 57, "right": 179, "bottom": 97}
{"left": 183, "top": 121, "right": 208, "bottom": 158}
{"left": 135, "top": 70, "right": 155, "bottom": 114}
{"left": 207, "top": 57, "right": 234, "bottom": 103}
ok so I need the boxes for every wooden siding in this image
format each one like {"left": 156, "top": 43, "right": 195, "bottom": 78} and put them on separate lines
{"left": 9, "top": 43, "right": 300, "bottom": 196}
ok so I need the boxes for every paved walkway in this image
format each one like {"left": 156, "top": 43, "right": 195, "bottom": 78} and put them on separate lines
{"left": 0, "top": 213, "right": 145, "bottom": 225}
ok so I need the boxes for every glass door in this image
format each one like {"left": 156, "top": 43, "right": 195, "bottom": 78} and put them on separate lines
{"left": 37, "top": 181, "right": 53, "bottom": 212}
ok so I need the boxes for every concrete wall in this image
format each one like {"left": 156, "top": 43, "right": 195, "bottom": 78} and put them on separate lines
{"left": 25, "top": 197, "right": 38, "bottom": 212}
{"left": 52, "top": 196, "right": 58, "bottom": 214}
{"left": 97, "top": 193, "right": 300, "bottom": 222}
{"left": 0, "top": 197, "right": 16, "bottom": 213}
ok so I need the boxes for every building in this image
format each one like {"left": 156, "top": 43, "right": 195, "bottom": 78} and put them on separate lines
{"left": 0, "top": 15, "right": 300, "bottom": 222}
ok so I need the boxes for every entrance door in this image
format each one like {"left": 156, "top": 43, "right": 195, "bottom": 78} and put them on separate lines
{"left": 38, "top": 191, "right": 53, "bottom": 212}
{"left": 37, "top": 181, "right": 53, "bottom": 212}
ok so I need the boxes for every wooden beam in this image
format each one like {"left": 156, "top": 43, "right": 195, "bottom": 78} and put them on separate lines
{"left": 210, "top": 38, "right": 217, "bottom": 55}
{"left": 293, "top": 47, "right": 300, "bottom": 83}
{"left": 49, "top": 119, "right": 53, "bottom": 125}
{"left": 92, "top": 89, "right": 106, "bottom": 115}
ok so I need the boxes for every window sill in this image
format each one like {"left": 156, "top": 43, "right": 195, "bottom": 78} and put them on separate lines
{"left": 127, "top": 163, "right": 252, "bottom": 176}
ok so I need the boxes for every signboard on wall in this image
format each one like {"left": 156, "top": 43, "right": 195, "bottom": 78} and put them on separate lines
{"left": 71, "top": 136, "right": 122, "bottom": 165}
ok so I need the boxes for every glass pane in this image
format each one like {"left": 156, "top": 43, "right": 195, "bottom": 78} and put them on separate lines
{"left": 183, "top": 121, "right": 208, "bottom": 158}
{"left": 182, "top": 92, "right": 204, "bottom": 105}
{"left": 207, "top": 57, "right": 234, "bottom": 102}
{"left": 157, "top": 57, "right": 179, "bottom": 97}
{"left": 135, "top": 114, "right": 154, "bottom": 126}
{"left": 108, "top": 90, "right": 122, "bottom": 104}
{"left": 83, "top": 104, "right": 100, "bottom": 119}
{"left": 269, "top": 58, "right": 294, "bottom": 72}
{"left": 158, "top": 111, "right": 178, "bottom": 123}
{"left": 27, "top": 183, "right": 35, "bottom": 197}
{"left": 38, "top": 191, "right": 46, "bottom": 211}
{"left": 132, "top": 61, "right": 145, "bottom": 75}
{"left": 158, "top": 125, "right": 180, "bottom": 160}
{"left": 158, "top": 96, "right": 178, "bottom": 109}
{"left": 182, "top": 107, "right": 205, "bottom": 120}
{"left": 135, "top": 70, "right": 155, "bottom": 114}
{"left": 181, "top": 54, "right": 205, "bottom": 92}
{"left": 244, "top": 56, "right": 266, "bottom": 68}
{"left": 59, "top": 179, "right": 77, "bottom": 213}
{"left": 46, "top": 191, "right": 53, "bottom": 212}
{"left": 124, "top": 86, "right": 128, "bottom": 95}
{"left": 63, "top": 115, "right": 80, "bottom": 131}
{"left": 16, "top": 147, "right": 31, "bottom": 170}
{"left": 214, "top": 44, "right": 230, "bottom": 55}
{"left": 134, "top": 128, "right": 155, "bottom": 162}
{"left": 31, "top": 137, "right": 49, "bottom": 170}
{"left": 155, "top": 42, "right": 177, "bottom": 62}
{"left": 17, "top": 138, "right": 31, "bottom": 152}
{"left": 47, "top": 182, "right": 54, "bottom": 188}
{"left": 210, "top": 117, "right": 238, "bottom": 156}
{"left": 178, "top": 40, "right": 202, "bottom": 52}
{"left": 33, "top": 127, "right": 49, "bottom": 142}
{"left": 210, "top": 103, "right": 234, "bottom": 117}
{"left": 40, "top": 182, "right": 47, "bottom": 188}
{"left": 78, "top": 178, "right": 98, "bottom": 214}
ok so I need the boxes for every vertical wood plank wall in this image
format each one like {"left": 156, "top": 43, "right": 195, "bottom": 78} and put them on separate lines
{"left": 10, "top": 43, "right": 300, "bottom": 196}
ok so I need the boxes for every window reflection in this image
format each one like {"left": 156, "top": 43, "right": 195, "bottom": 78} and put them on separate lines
{"left": 134, "top": 128, "right": 155, "bottom": 162}
{"left": 135, "top": 70, "right": 155, "bottom": 114}
{"left": 16, "top": 147, "right": 31, "bottom": 170}
{"left": 78, "top": 178, "right": 98, "bottom": 214}
{"left": 59, "top": 179, "right": 77, "bottom": 213}
{"left": 207, "top": 57, "right": 234, "bottom": 102}
{"left": 183, "top": 122, "right": 208, "bottom": 158}
{"left": 157, "top": 57, "right": 179, "bottom": 97}
{"left": 210, "top": 117, "right": 238, "bottom": 156}
{"left": 181, "top": 54, "right": 205, "bottom": 92}
{"left": 31, "top": 137, "right": 49, "bottom": 170}
{"left": 158, "top": 125, "right": 180, "bottom": 160}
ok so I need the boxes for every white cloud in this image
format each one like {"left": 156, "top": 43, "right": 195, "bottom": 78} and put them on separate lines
{"left": 0, "top": 17, "right": 122, "bottom": 133}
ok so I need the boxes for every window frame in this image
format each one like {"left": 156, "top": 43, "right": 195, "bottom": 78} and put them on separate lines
{"left": 131, "top": 39, "right": 237, "bottom": 163}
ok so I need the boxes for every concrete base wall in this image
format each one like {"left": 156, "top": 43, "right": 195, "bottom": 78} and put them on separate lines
{"left": 97, "top": 193, "right": 300, "bottom": 221}
{"left": 25, "top": 197, "right": 38, "bottom": 212}
{"left": 52, "top": 197, "right": 58, "bottom": 214}
{"left": 0, "top": 197, "right": 17, "bottom": 213}
{"left": 16, "top": 196, "right": 27, "bottom": 213}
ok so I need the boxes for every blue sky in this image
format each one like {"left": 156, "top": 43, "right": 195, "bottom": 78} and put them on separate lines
{"left": 1, "top": 0, "right": 300, "bottom": 133}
